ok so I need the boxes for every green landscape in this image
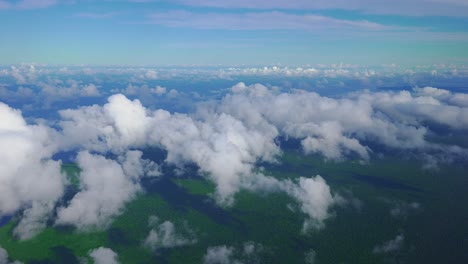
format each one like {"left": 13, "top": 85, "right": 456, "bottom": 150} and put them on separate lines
{"left": 1, "top": 149, "right": 466, "bottom": 264}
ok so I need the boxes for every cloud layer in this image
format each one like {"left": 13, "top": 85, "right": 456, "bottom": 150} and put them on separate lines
{"left": 0, "top": 80, "right": 466, "bottom": 239}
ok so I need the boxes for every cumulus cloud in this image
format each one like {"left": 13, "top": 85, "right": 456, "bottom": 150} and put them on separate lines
{"left": 143, "top": 216, "right": 196, "bottom": 250}
{"left": 13, "top": 201, "right": 55, "bottom": 240}
{"left": 58, "top": 93, "right": 280, "bottom": 205}
{"left": 55, "top": 150, "right": 156, "bottom": 230}
{"left": 58, "top": 94, "right": 152, "bottom": 153}
{"left": 0, "top": 102, "right": 64, "bottom": 239}
{"left": 144, "top": 70, "right": 158, "bottom": 80}
{"left": 221, "top": 83, "right": 468, "bottom": 162}
{"left": 304, "top": 249, "right": 317, "bottom": 264}
{"left": 359, "top": 89, "right": 468, "bottom": 130}
{"left": 203, "top": 242, "right": 263, "bottom": 264}
{"left": 89, "top": 247, "right": 119, "bottom": 264}
{"left": 203, "top": 246, "right": 237, "bottom": 264}
{"left": 0, "top": 247, "right": 23, "bottom": 264}
{"left": 373, "top": 233, "right": 405, "bottom": 254}
{"left": 390, "top": 201, "right": 421, "bottom": 218}
{"left": 81, "top": 84, "right": 100, "bottom": 97}
{"left": 153, "top": 86, "right": 166, "bottom": 96}
{"left": 204, "top": 246, "right": 238, "bottom": 264}
{"left": 282, "top": 176, "right": 339, "bottom": 231}
{"left": 2, "top": 79, "right": 465, "bottom": 239}
{"left": 53, "top": 84, "right": 467, "bottom": 230}
{"left": 38, "top": 80, "right": 101, "bottom": 99}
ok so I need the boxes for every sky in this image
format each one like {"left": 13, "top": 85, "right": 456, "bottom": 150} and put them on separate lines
{"left": 0, "top": 0, "right": 468, "bottom": 65}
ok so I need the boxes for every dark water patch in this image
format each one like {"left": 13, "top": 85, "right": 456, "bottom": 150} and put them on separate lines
{"left": 51, "top": 246, "right": 79, "bottom": 264}
{"left": 351, "top": 173, "right": 422, "bottom": 192}
{"left": 276, "top": 136, "right": 303, "bottom": 152}
{"left": 52, "top": 151, "right": 77, "bottom": 164}
{"left": 108, "top": 227, "right": 134, "bottom": 247}
{"left": 27, "top": 246, "right": 78, "bottom": 264}
{"left": 53, "top": 224, "right": 75, "bottom": 235}
{"left": 28, "top": 260, "right": 54, "bottom": 264}
{"left": 142, "top": 177, "right": 247, "bottom": 233}
{"left": 141, "top": 147, "right": 168, "bottom": 164}
{"left": 0, "top": 215, "right": 12, "bottom": 228}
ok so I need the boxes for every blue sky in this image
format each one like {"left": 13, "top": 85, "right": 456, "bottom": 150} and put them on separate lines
{"left": 0, "top": 0, "right": 467, "bottom": 65}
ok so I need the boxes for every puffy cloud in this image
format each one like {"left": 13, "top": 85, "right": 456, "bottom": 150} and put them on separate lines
{"left": 13, "top": 201, "right": 55, "bottom": 240}
{"left": 414, "top": 86, "right": 468, "bottom": 108}
{"left": 38, "top": 81, "right": 101, "bottom": 99}
{"left": 0, "top": 102, "right": 64, "bottom": 238}
{"left": 220, "top": 83, "right": 375, "bottom": 160}
{"left": 55, "top": 151, "right": 146, "bottom": 230}
{"left": 373, "top": 233, "right": 405, "bottom": 254}
{"left": 59, "top": 93, "right": 280, "bottom": 205}
{"left": 82, "top": 84, "right": 100, "bottom": 97}
{"left": 221, "top": 83, "right": 468, "bottom": 162}
{"left": 0, "top": 247, "right": 23, "bottom": 264}
{"left": 89, "top": 247, "right": 119, "bottom": 264}
{"left": 58, "top": 94, "right": 151, "bottom": 153}
{"left": 359, "top": 89, "right": 468, "bottom": 130}
{"left": 304, "top": 249, "right": 317, "bottom": 264}
{"left": 143, "top": 216, "right": 196, "bottom": 250}
{"left": 54, "top": 84, "right": 467, "bottom": 229}
{"left": 390, "top": 201, "right": 421, "bottom": 218}
{"left": 203, "top": 242, "right": 264, "bottom": 264}
{"left": 203, "top": 246, "right": 237, "bottom": 264}
{"left": 144, "top": 70, "right": 158, "bottom": 80}
{"left": 153, "top": 86, "right": 166, "bottom": 96}
{"left": 282, "top": 176, "right": 339, "bottom": 231}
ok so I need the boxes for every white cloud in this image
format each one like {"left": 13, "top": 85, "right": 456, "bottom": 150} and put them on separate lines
{"left": 81, "top": 84, "right": 100, "bottom": 97}
{"left": 38, "top": 80, "right": 101, "bottom": 100}
{"left": 221, "top": 83, "right": 468, "bottom": 163}
{"left": 304, "top": 249, "right": 317, "bottom": 264}
{"left": 359, "top": 89, "right": 468, "bottom": 130}
{"left": 58, "top": 94, "right": 151, "bottom": 153}
{"left": 203, "top": 242, "right": 263, "bottom": 264}
{"left": 143, "top": 217, "right": 196, "bottom": 250}
{"left": 152, "top": 86, "right": 167, "bottom": 96}
{"left": 53, "top": 84, "right": 468, "bottom": 231}
{"left": 0, "top": 102, "right": 64, "bottom": 239}
{"left": 13, "top": 201, "right": 55, "bottom": 240}
{"left": 55, "top": 151, "right": 144, "bottom": 230}
{"left": 373, "top": 233, "right": 405, "bottom": 254}
{"left": 282, "top": 176, "right": 339, "bottom": 231}
{"left": 145, "top": 70, "right": 158, "bottom": 80}
{"left": 58, "top": 93, "right": 280, "bottom": 205}
{"left": 390, "top": 201, "right": 420, "bottom": 218}
{"left": 203, "top": 246, "right": 238, "bottom": 264}
{"left": 89, "top": 247, "right": 119, "bottom": 264}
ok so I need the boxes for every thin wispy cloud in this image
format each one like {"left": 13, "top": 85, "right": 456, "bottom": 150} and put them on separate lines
{"left": 166, "top": 0, "right": 468, "bottom": 16}
{"left": 75, "top": 12, "right": 120, "bottom": 19}
{"left": 0, "top": 0, "right": 59, "bottom": 10}
{"left": 148, "top": 11, "right": 404, "bottom": 31}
